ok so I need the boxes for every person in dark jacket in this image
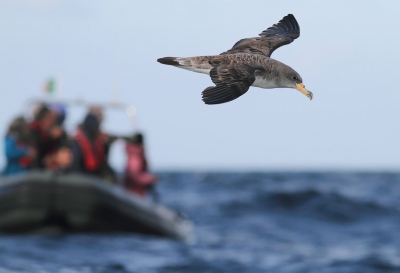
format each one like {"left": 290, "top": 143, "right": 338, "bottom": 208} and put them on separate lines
{"left": 44, "top": 103, "right": 72, "bottom": 170}
{"left": 2, "top": 116, "right": 36, "bottom": 175}
{"left": 29, "top": 104, "right": 58, "bottom": 169}
{"left": 49, "top": 103, "right": 69, "bottom": 148}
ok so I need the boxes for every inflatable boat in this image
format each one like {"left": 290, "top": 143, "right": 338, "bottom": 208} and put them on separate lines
{"left": 0, "top": 171, "right": 192, "bottom": 241}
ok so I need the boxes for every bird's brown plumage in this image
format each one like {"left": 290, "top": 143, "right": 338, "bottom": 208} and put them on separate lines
{"left": 220, "top": 14, "right": 300, "bottom": 57}
{"left": 157, "top": 14, "right": 312, "bottom": 105}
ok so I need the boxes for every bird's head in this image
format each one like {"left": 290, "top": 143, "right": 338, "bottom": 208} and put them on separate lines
{"left": 279, "top": 66, "right": 313, "bottom": 100}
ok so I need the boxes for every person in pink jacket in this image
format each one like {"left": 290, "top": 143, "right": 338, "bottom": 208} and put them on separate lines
{"left": 124, "top": 133, "right": 157, "bottom": 197}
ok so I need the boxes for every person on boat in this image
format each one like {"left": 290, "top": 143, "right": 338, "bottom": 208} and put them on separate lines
{"left": 88, "top": 105, "right": 104, "bottom": 123}
{"left": 71, "top": 113, "right": 116, "bottom": 182}
{"left": 87, "top": 106, "right": 117, "bottom": 174}
{"left": 2, "top": 116, "right": 36, "bottom": 175}
{"left": 43, "top": 103, "right": 73, "bottom": 170}
{"left": 29, "top": 104, "right": 59, "bottom": 169}
{"left": 49, "top": 103, "right": 69, "bottom": 147}
{"left": 124, "top": 133, "right": 157, "bottom": 198}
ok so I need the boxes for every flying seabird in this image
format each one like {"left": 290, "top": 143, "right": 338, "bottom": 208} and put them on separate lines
{"left": 157, "top": 14, "right": 313, "bottom": 105}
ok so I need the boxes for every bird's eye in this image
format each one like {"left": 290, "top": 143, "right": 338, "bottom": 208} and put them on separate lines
{"left": 291, "top": 76, "right": 298, "bottom": 81}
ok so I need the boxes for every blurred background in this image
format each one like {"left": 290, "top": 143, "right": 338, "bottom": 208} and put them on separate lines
{"left": 1, "top": 1, "right": 400, "bottom": 273}
{"left": 1, "top": 0, "right": 399, "bottom": 172}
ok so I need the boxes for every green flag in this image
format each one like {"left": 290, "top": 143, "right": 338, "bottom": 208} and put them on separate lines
{"left": 44, "top": 77, "right": 56, "bottom": 94}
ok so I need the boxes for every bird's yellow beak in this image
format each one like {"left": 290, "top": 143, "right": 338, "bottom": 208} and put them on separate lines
{"left": 296, "top": 83, "right": 313, "bottom": 100}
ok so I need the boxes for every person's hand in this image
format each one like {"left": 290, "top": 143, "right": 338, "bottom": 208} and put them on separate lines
{"left": 28, "top": 147, "right": 36, "bottom": 159}
{"left": 50, "top": 126, "right": 63, "bottom": 139}
{"left": 56, "top": 147, "right": 73, "bottom": 168}
{"left": 151, "top": 175, "right": 158, "bottom": 184}
{"left": 106, "top": 134, "right": 118, "bottom": 143}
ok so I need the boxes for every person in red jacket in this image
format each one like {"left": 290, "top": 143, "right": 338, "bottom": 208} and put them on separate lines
{"left": 71, "top": 112, "right": 116, "bottom": 182}
{"left": 71, "top": 113, "right": 105, "bottom": 175}
{"left": 124, "top": 133, "right": 157, "bottom": 197}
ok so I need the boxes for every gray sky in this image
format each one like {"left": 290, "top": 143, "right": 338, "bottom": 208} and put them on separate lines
{"left": 0, "top": 0, "right": 400, "bottom": 171}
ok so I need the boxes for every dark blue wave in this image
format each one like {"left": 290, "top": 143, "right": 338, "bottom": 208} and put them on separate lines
{"left": 219, "top": 188, "right": 397, "bottom": 223}
{"left": 330, "top": 256, "right": 400, "bottom": 273}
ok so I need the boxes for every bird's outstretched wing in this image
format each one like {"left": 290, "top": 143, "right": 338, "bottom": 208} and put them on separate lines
{"left": 220, "top": 14, "right": 300, "bottom": 57}
{"left": 202, "top": 63, "right": 257, "bottom": 105}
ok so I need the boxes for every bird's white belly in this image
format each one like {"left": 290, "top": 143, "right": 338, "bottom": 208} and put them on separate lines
{"left": 252, "top": 76, "right": 276, "bottom": 89}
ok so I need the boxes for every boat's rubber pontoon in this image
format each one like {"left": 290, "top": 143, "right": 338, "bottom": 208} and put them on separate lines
{"left": 0, "top": 171, "right": 192, "bottom": 241}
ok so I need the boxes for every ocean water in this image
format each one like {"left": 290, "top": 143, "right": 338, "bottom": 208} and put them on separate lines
{"left": 1, "top": 172, "right": 400, "bottom": 273}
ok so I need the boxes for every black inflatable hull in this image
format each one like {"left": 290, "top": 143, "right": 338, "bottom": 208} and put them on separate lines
{"left": 0, "top": 171, "right": 192, "bottom": 240}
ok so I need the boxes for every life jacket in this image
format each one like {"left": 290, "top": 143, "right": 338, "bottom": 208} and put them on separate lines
{"left": 19, "top": 156, "right": 31, "bottom": 167}
{"left": 75, "top": 129, "right": 105, "bottom": 171}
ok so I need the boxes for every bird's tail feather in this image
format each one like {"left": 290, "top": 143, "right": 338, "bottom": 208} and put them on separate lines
{"left": 157, "top": 57, "right": 182, "bottom": 66}
{"left": 158, "top": 56, "right": 213, "bottom": 74}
